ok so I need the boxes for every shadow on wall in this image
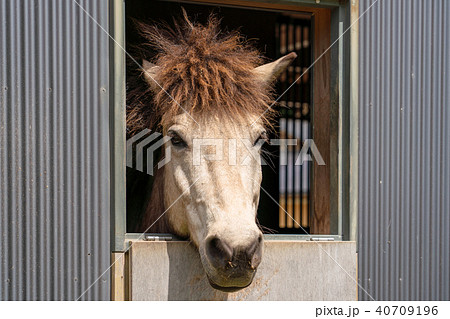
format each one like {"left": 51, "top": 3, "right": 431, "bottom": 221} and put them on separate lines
{"left": 166, "top": 243, "right": 229, "bottom": 301}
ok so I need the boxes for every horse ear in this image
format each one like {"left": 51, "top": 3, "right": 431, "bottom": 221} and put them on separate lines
{"left": 253, "top": 52, "right": 297, "bottom": 84}
{"left": 142, "top": 59, "right": 161, "bottom": 92}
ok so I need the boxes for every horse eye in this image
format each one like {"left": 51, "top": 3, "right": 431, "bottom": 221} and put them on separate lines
{"left": 254, "top": 131, "right": 269, "bottom": 146}
{"left": 168, "top": 130, "right": 187, "bottom": 148}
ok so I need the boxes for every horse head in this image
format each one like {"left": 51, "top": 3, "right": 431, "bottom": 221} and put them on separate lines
{"left": 130, "top": 14, "right": 295, "bottom": 291}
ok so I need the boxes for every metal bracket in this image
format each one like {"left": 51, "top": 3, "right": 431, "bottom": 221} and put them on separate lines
{"left": 310, "top": 237, "right": 335, "bottom": 241}
{"left": 144, "top": 235, "right": 173, "bottom": 241}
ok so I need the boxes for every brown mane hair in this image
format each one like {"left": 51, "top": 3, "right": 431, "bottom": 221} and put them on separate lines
{"left": 126, "top": 11, "right": 275, "bottom": 135}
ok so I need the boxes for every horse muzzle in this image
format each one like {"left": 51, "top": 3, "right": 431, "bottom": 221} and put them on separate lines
{"left": 202, "top": 233, "right": 263, "bottom": 292}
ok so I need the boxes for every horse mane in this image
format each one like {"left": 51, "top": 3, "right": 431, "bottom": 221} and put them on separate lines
{"left": 139, "top": 166, "right": 171, "bottom": 233}
{"left": 126, "top": 11, "right": 275, "bottom": 135}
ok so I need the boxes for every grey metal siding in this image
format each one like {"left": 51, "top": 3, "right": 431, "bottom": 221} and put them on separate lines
{"left": 0, "top": 0, "right": 110, "bottom": 300}
{"left": 358, "top": 0, "right": 450, "bottom": 300}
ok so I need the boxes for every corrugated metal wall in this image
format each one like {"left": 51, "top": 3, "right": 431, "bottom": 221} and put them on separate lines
{"left": 0, "top": 0, "right": 110, "bottom": 300}
{"left": 358, "top": 0, "right": 450, "bottom": 300}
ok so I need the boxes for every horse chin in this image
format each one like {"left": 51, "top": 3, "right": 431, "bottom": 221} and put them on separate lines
{"left": 202, "top": 262, "right": 257, "bottom": 292}
{"left": 206, "top": 276, "right": 254, "bottom": 293}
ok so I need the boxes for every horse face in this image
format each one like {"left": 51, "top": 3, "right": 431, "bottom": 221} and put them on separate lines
{"left": 163, "top": 114, "right": 265, "bottom": 291}
{"left": 142, "top": 53, "right": 296, "bottom": 291}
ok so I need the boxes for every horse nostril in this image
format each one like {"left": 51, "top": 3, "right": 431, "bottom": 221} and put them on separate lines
{"left": 246, "top": 234, "right": 263, "bottom": 269}
{"left": 205, "top": 236, "right": 233, "bottom": 269}
{"left": 205, "top": 234, "right": 263, "bottom": 271}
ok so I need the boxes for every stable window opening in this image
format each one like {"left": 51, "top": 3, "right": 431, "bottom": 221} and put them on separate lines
{"left": 120, "top": 0, "right": 348, "bottom": 243}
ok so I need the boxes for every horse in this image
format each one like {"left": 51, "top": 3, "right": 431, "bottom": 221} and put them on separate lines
{"left": 127, "top": 13, "right": 295, "bottom": 292}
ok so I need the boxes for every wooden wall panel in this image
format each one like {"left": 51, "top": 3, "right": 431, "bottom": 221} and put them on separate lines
{"left": 311, "top": 9, "right": 331, "bottom": 234}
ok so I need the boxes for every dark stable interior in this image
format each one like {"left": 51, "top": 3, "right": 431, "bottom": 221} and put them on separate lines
{"left": 125, "top": 0, "right": 312, "bottom": 235}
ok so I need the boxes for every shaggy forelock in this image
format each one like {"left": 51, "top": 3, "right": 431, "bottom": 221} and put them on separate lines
{"left": 127, "top": 12, "right": 275, "bottom": 134}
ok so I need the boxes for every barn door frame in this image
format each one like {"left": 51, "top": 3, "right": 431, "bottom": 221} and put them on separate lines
{"left": 109, "top": 0, "right": 360, "bottom": 300}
